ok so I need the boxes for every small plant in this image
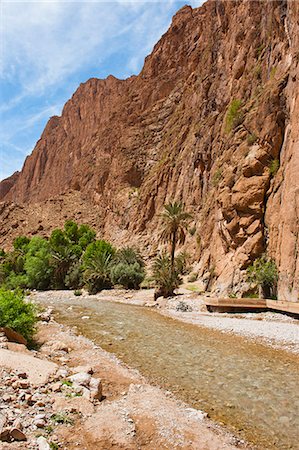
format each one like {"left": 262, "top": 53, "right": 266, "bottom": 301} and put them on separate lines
{"left": 186, "top": 285, "right": 200, "bottom": 292}
{"left": 189, "top": 226, "right": 196, "bottom": 236}
{"left": 225, "top": 99, "right": 243, "bottom": 133}
{"left": 188, "top": 272, "right": 198, "bottom": 283}
{"left": 49, "top": 443, "right": 60, "bottom": 450}
{"left": 247, "top": 255, "right": 278, "bottom": 299}
{"left": 73, "top": 290, "right": 82, "bottom": 296}
{"left": 269, "top": 159, "right": 279, "bottom": 176}
{"left": 212, "top": 168, "right": 223, "bottom": 187}
{"left": 270, "top": 66, "right": 277, "bottom": 79}
{"left": 228, "top": 293, "right": 237, "bottom": 298}
{"left": 254, "top": 65, "right": 262, "bottom": 80}
{"left": 247, "top": 133, "right": 258, "bottom": 146}
{"left": 50, "top": 412, "right": 74, "bottom": 425}
{"left": 62, "top": 380, "right": 73, "bottom": 387}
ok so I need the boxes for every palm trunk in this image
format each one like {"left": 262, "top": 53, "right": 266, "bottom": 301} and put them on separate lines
{"left": 170, "top": 230, "right": 176, "bottom": 272}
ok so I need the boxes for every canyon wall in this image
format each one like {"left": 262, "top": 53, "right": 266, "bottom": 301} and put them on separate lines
{"left": 1, "top": 0, "right": 298, "bottom": 300}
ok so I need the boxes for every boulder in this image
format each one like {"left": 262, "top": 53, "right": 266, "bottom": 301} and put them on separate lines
{"left": 69, "top": 372, "right": 91, "bottom": 387}
{"left": 0, "top": 327, "right": 27, "bottom": 346}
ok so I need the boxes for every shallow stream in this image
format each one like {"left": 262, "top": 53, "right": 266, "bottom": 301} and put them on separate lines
{"left": 40, "top": 296, "right": 299, "bottom": 449}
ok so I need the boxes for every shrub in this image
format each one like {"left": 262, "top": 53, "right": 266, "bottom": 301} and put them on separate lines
{"left": 212, "top": 168, "right": 222, "bottom": 187}
{"left": 0, "top": 289, "right": 37, "bottom": 341}
{"left": 65, "top": 262, "right": 83, "bottom": 290}
{"left": 74, "top": 290, "right": 82, "bottom": 296}
{"left": 83, "top": 244, "right": 114, "bottom": 294}
{"left": 247, "top": 133, "right": 258, "bottom": 146}
{"left": 111, "top": 262, "right": 145, "bottom": 289}
{"left": 175, "top": 251, "right": 191, "bottom": 275}
{"left": 225, "top": 99, "right": 243, "bottom": 133}
{"left": 4, "top": 273, "right": 29, "bottom": 290}
{"left": 152, "top": 252, "right": 181, "bottom": 299}
{"left": 269, "top": 159, "right": 279, "bottom": 176}
{"left": 114, "top": 247, "right": 144, "bottom": 267}
{"left": 247, "top": 255, "right": 278, "bottom": 299}
{"left": 189, "top": 226, "right": 196, "bottom": 236}
{"left": 188, "top": 272, "right": 198, "bottom": 282}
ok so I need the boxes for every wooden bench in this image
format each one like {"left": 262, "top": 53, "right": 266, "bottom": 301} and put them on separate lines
{"left": 204, "top": 298, "right": 299, "bottom": 315}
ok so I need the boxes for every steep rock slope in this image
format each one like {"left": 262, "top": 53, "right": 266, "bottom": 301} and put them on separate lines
{"left": 1, "top": 0, "right": 298, "bottom": 300}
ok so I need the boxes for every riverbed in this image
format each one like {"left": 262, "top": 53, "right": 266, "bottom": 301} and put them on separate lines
{"left": 35, "top": 292, "right": 299, "bottom": 449}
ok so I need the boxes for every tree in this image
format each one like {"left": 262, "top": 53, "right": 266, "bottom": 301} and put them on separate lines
{"left": 160, "top": 202, "right": 192, "bottom": 270}
{"left": 24, "top": 237, "right": 53, "bottom": 290}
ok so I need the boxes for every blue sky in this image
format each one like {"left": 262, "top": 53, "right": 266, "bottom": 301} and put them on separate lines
{"left": 0, "top": 0, "right": 202, "bottom": 181}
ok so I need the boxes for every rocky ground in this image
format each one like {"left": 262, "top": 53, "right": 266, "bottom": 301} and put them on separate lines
{"left": 0, "top": 309, "right": 248, "bottom": 450}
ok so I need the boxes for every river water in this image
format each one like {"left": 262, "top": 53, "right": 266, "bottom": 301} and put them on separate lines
{"left": 40, "top": 295, "right": 299, "bottom": 449}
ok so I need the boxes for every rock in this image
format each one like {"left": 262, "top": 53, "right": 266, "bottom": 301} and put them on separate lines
{"left": 71, "top": 365, "right": 93, "bottom": 375}
{"left": 37, "top": 436, "right": 51, "bottom": 450}
{"left": 51, "top": 382, "right": 62, "bottom": 392}
{"left": 55, "top": 368, "right": 69, "bottom": 379}
{"left": 10, "top": 428, "right": 27, "bottom": 441}
{"left": 69, "top": 372, "right": 91, "bottom": 387}
{"left": 0, "top": 327, "right": 27, "bottom": 346}
{"left": 34, "top": 419, "right": 46, "bottom": 428}
{"left": 89, "top": 377, "right": 102, "bottom": 401}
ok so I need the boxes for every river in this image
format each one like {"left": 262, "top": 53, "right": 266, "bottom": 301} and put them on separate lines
{"left": 38, "top": 295, "right": 299, "bottom": 449}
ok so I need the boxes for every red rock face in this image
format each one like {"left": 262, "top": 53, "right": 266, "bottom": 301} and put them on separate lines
{"left": 1, "top": 0, "right": 298, "bottom": 300}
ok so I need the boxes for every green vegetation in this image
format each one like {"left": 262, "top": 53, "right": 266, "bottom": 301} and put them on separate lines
{"left": 269, "top": 159, "right": 280, "bottom": 176}
{"left": 160, "top": 201, "right": 192, "bottom": 270}
{"left": 225, "top": 99, "right": 243, "bottom": 133}
{"left": 50, "top": 412, "right": 74, "bottom": 425}
{"left": 212, "top": 168, "right": 223, "bottom": 187}
{"left": 0, "top": 221, "right": 145, "bottom": 295}
{"left": 247, "top": 255, "right": 278, "bottom": 299}
{"left": 0, "top": 289, "right": 37, "bottom": 341}
{"left": 154, "top": 202, "right": 193, "bottom": 299}
{"left": 152, "top": 252, "right": 181, "bottom": 299}
{"left": 247, "top": 132, "right": 258, "bottom": 146}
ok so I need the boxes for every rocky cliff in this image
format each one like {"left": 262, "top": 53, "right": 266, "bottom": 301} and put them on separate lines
{"left": 1, "top": 0, "right": 298, "bottom": 301}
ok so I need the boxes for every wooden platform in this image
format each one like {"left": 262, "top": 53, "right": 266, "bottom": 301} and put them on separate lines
{"left": 205, "top": 298, "right": 299, "bottom": 315}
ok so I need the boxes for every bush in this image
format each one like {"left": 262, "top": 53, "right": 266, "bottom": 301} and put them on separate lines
{"left": 176, "top": 301, "right": 193, "bottom": 312}
{"left": 225, "top": 99, "right": 243, "bottom": 133}
{"left": 65, "top": 262, "right": 83, "bottom": 290}
{"left": 4, "top": 273, "right": 29, "bottom": 290}
{"left": 269, "top": 159, "right": 279, "bottom": 176}
{"left": 74, "top": 290, "right": 82, "bottom": 296}
{"left": 152, "top": 252, "right": 181, "bottom": 299}
{"left": 175, "top": 251, "right": 191, "bottom": 275}
{"left": 212, "top": 169, "right": 222, "bottom": 187}
{"left": 247, "top": 255, "right": 278, "bottom": 299}
{"left": 247, "top": 133, "right": 258, "bottom": 146}
{"left": 83, "top": 241, "right": 115, "bottom": 294}
{"left": 0, "top": 289, "right": 37, "bottom": 341}
{"left": 114, "top": 247, "right": 144, "bottom": 267}
{"left": 111, "top": 262, "right": 145, "bottom": 289}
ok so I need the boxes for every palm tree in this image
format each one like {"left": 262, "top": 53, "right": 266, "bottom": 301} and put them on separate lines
{"left": 160, "top": 201, "right": 192, "bottom": 270}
